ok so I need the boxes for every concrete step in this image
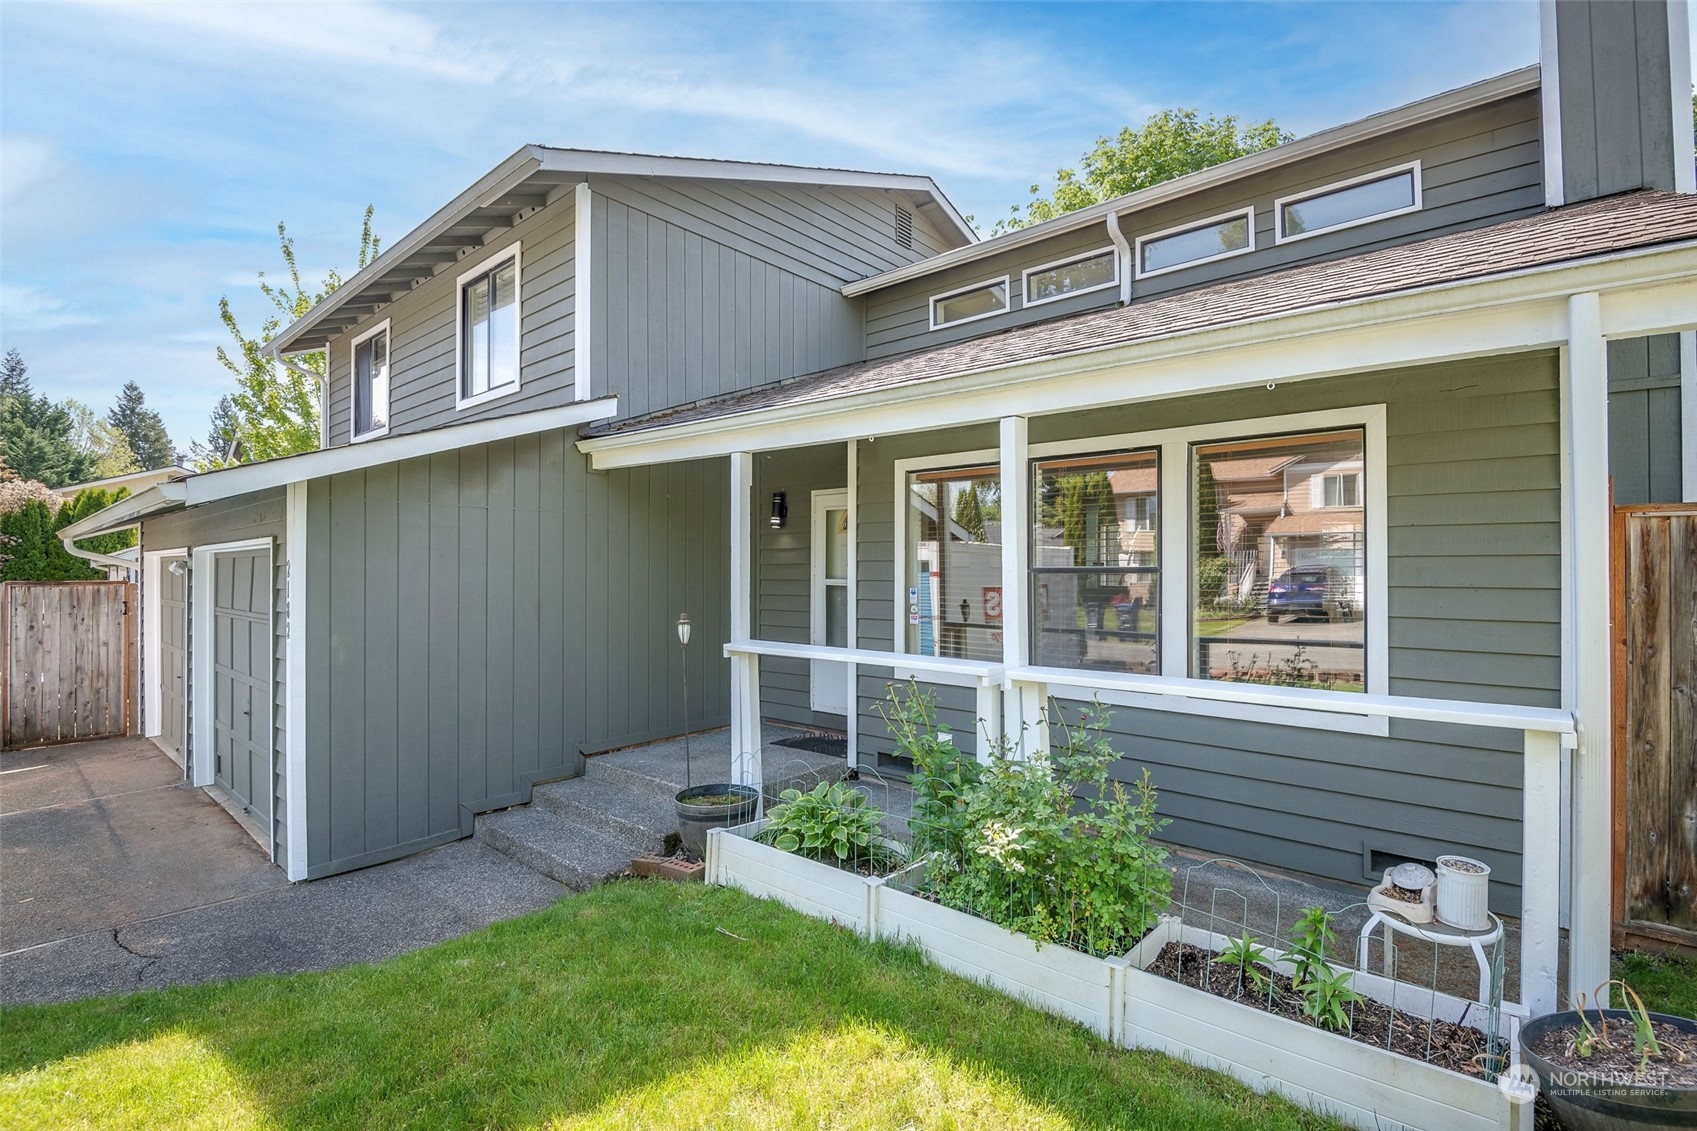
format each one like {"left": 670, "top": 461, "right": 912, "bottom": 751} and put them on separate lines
{"left": 531, "top": 776, "right": 677, "bottom": 855}
{"left": 582, "top": 758, "right": 685, "bottom": 802}
{"left": 474, "top": 807, "right": 644, "bottom": 891}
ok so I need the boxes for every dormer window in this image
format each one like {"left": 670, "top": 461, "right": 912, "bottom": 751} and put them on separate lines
{"left": 456, "top": 246, "right": 521, "bottom": 408}
{"left": 1276, "top": 162, "right": 1422, "bottom": 243}
{"left": 351, "top": 319, "right": 390, "bottom": 441}
{"left": 929, "top": 276, "right": 1009, "bottom": 330}
{"left": 1135, "top": 208, "right": 1254, "bottom": 278}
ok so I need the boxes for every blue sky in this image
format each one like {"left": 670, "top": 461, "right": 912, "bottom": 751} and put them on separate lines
{"left": 0, "top": 0, "right": 1591, "bottom": 449}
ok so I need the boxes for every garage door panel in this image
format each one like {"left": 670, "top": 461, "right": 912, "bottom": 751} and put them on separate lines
{"left": 210, "top": 548, "right": 272, "bottom": 837}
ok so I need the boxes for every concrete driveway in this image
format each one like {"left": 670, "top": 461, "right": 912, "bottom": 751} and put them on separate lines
{"left": 1, "top": 737, "right": 563, "bottom": 1006}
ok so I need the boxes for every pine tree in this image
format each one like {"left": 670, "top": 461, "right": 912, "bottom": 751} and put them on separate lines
{"left": 189, "top": 395, "right": 242, "bottom": 469}
{"left": 0, "top": 349, "right": 91, "bottom": 487}
{"left": 0, "top": 349, "right": 29, "bottom": 399}
{"left": 107, "top": 381, "right": 175, "bottom": 469}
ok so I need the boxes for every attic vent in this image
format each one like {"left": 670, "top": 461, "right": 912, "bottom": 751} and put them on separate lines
{"left": 894, "top": 205, "right": 914, "bottom": 249}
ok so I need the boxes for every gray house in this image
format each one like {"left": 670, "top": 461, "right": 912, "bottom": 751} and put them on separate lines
{"left": 64, "top": 0, "right": 1695, "bottom": 1019}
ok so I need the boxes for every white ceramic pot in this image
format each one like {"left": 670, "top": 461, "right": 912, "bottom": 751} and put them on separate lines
{"left": 1435, "top": 854, "right": 1492, "bottom": 930}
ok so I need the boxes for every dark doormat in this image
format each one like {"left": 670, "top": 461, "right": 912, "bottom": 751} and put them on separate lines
{"left": 772, "top": 734, "right": 848, "bottom": 758}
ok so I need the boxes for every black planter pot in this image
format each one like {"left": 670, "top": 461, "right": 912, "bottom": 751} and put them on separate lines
{"left": 674, "top": 784, "right": 760, "bottom": 859}
{"left": 1519, "top": 1009, "right": 1697, "bottom": 1130}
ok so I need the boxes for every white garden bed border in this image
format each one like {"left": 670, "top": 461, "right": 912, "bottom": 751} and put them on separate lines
{"left": 706, "top": 828, "right": 1532, "bottom": 1131}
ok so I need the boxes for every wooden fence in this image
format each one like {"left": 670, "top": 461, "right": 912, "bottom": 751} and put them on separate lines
{"left": 2, "top": 581, "right": 135, "bottom": 750}
{"left": 1612, "top": 504, "right": 1697, "bottom": 950}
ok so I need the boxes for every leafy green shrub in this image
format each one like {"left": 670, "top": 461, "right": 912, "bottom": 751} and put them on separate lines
{"left": 880, "top": 681, "right": 981, "bottom": 861}
{"left": 758, "top": 780, "right": 900, "bottom": 873}
{"left": 1217, "top": 931, "right": 1274, "bottom": 994}
{"left": 927, "top": 702, "right": 1172, "bottom": 957}
{"left": 1194, "top": 555, "right": 1232, "bottom": 606}
{"left": 1287, "top": 906, "right": 1362, "bottom": 1032}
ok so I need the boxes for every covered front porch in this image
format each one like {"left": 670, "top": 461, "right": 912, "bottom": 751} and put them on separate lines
{"left": 581, "top": 205, "right": 1697, "bottom": 1022}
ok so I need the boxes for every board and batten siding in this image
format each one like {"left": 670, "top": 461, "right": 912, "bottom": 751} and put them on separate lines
{"left": 140, "top": 489, "right": 291, "bottom": 865}
{"left": 302, "top": 430, "right": 730, "bottom": 878}
{"left": 849, "top": 353, "right": 1559, "bottom": 912}
{"left": 865, "top": 90, "right": 1544, "bottom": 360}
{"left": 754, "top": 445, "right": 847, "bottom": 729}
{"left": 324, "top": 192, "right": 579, "bottom": 446}
{"left": 1608, "top": 333, "right": 1685, "bottom": 504}
{"left": 588, "top": 177, "right": 876, "bottom": 420}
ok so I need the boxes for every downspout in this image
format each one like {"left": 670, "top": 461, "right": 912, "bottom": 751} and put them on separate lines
{"left": 61, "top": 528, "right": 138, "bottom": 574}
{"left": 1105, "top": 211, "right": 1132, "bottom": 305}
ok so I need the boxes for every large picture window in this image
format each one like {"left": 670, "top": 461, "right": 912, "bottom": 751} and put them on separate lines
{"left": 458, "top": 250, "right": 519, "bottom": 406}
{"left": 1030, "top": 450, "right": 1159, "bottom": 674}
{"left": 904, "top": 465, "right": 1003, "bottom": 663}
{"left": 1191, "top": 429, "right": 1367, "bottom": 691}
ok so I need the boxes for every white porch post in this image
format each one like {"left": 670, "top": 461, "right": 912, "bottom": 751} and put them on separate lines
{"left": 1564, "top": 291, "right": 1612, "bottom": 1005}
{"left": 728, "top": 451, "right": 761, "bottom": 789}
{"left": 998, "top": 415, "right": 1044, "bottom": 758}
{"left": 1521, "top": 728, "right": 1563, "bottom": 1015}
{"left": 845, "top": 439, "right": 859, "bottom": 770}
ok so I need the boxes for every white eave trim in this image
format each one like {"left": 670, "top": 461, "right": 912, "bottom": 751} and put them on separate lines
{"left": 582, "top": 242, "right": 1697, "bottom": 469}
{"left": 841, "top": 65, "right": 1541, "bottom": 298}
{"left": 58, "top": 482, "right": 188, "bottom": 541}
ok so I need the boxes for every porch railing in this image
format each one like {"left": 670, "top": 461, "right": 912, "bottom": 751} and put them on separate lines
{"left": 724, "top": 636, "right": 1574, "bottom": 1017}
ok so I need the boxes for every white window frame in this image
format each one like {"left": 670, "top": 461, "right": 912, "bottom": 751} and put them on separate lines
{"left": 1024, "top": 404, "right": 1388, "bottom": 734}
{"left": 809, "top": 488, "right": 852, "bottom": 715}
{"left": 1274, "top": 160, "right": 1423, "bottom": 245}
{"left": 1021, "top": 245, "right": 1119, "bottom": 309}
{"left": 1313, "top": 466, "right": 1364, "bottom": 509}
{"left": 891, "top": 446, "right": 1003, "bottom": 682}
{"left": 1133, "top": 207, "right": 1256, "bottom": 280}
{"left": 928, "top": 275, "right": 1011, "bottom": 332}
{"left": 349, "top": 318, "right": 391, "bottom": 442}
{"left": 454, "top": 243, "right": 523, "bottom": 411}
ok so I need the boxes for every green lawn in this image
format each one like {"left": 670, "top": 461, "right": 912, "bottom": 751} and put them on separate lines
{"left": 0, "top": 881, "right": 1339, "bottom": 1130}
{"left": 1614, "top": 949, "right": 1697, "bottom": 1019}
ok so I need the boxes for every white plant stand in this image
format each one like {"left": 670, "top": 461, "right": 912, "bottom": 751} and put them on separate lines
{"left": 1357, "top": 910, "right": 1504, "bottom": 1004}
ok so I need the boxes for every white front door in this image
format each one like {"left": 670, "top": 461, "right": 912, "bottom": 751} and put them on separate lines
{"left": 810, "top": 489, "right": 850, "bottom": 716}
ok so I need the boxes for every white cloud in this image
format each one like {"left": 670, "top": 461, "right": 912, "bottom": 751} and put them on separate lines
{"left": 1, "top": 135, "right": 60, "bottom": 206}
{"left": 0, "top": 282, "right": 100, "bottom": 332}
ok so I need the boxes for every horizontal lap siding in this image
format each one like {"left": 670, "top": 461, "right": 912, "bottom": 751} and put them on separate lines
{"left": 303, "top": 436, "right": 730, "bottom": 877}
{"left": 591, "top": 179, "right": 866, "bottom": 421}
{"left": 323, "top": 197, "right": 577, "bottom": 446}
{"left": 754, "top": 446, "right": 846, "bottom": 728}
{"left": 864, "top": 91, "right": 1543, "bottom": 360}
{"left": 854, "top": 356, "right": 1557, "bottom": 911}
{"left": 140, "top": 490, "right": 290, "bottom": 864}
{"left": 1608, "top": 334, "right": 1685, "bottom": 505}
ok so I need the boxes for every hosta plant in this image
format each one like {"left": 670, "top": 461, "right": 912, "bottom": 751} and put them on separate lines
{"left": 758, "top": 780, "right": 901, "bottom": 873}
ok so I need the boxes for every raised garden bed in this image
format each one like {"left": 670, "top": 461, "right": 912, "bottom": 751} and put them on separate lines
{"left": 707, "top": 819, "right": 883, "bottom": 936}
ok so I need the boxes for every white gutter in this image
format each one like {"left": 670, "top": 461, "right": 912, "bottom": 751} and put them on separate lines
{"left": 841, "top": 65, "right": 1541, "bottom": 298}
{"left": 61, "top": 532, "right": 137, "bottom": 573}
{"left": 58, "top": 482, "right": 189, "bottom": 569}
{"left": 1105, "top": 212, "right": 1132, "bottom": 305}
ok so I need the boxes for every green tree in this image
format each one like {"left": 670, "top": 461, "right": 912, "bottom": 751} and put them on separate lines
{"left": 0, "top": 487, "right": 136, "bottom": 582}
{"left": 66, "top": 399, "right": 142, "bottom": 479}
{"left": 1055, "top": 471, "right": 1115, "bottom": 566}
{"left": 0, "top": 349, "right": 91, "bottom": 487}
{"left": 106, "top": 381, "right": 175, "bottom": 469}
{"left": 217, "top": 208, "right": 380, "bottom": 464}
{"left": 189, "top": 394, "right": 241, "bottom": 470}
{"left": 994, "top": 109, "right": 1292, "bottom": 234}
{"left": 951, "top": 482, "right": 986, "bottom": 541}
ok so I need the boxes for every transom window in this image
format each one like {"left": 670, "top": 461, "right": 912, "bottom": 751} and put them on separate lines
{"left": 1023, "top": 247, "right": 1117, "bottom": 307}
{"left": 1135, "top": 209, "right": 1254, "bottom": 277}
{"left": 1192, "top": 429, "right": 1367, "bottom": 691}
{"left": 458, "top": 249, "right": 520, "bottom": 406}
{"left": 1276, "top": 163, "right": 1422, "bottom": 243}
{"left": 1031, "top": 450, "right": 1159, "bottom": 675}
{"left": 904, "top": 464, "right": 1003, "bottom": 662}
{"left": 930, "top": 277, "right": 1009, "bottom": 330}
{"left": 351, "top": 320, "right": 390, "bottom": 441}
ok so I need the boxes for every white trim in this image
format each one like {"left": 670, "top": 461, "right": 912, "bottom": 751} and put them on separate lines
{"left": 141, "top": 547, "right": 188, "bottom": 749}
{"left": 1681, "top": 332, "right": 1697, "bottom": 503}
{"left": 349, "top": 318, "right": 391, "bottom": 442}
{"left": 890, "top": 445, "right": 1002, "bottom": 669}
{"left": 1272, "top": 161, "right": 1423, "bottom": 245}
{"left": 1028, "top": 403, "right": 1389, "bottom": 720}
{"left": 841, "top": 66, "right": 1540, "bottom": 298}
{"left": 284, "top": 483, "right": 309, "bottom": 882}
{"left": 189, "top": 538, "right": 276, "bottom": 860}
{"left": 928, "top": 275, "right": 1011, "bottom": 331}
{"left": 454, "top": 242, "right": 523, "bottom": 411}
{"left": 574, "top": 182, "right": 594, "bottom": 401}
{"left": 1133, "top": 207, "right": 1256, "bottom": 280}
{"left": 809, "top": 488, "right": 851, "bottom": 716}
{"left": 845, "top": 440, "right": 859, "bottom": 765}
{"left": 1667, "top": 0, "right": 1695, "bottom": 194}
{"left": 1563, "top": 291, "right": 1612, "bottom": 1003}
{"left": 1020, "top": 245, "right": 1119, "bottom": 309}
{"left": 580, "top": 244, "right": 1697, "bottom": 471}
{"left": 1539, "top": 1, "right": 1565, "bottom": 206}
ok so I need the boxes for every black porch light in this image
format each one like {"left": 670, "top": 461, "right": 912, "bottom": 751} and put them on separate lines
{"left": 769, "top": 491, "right": 788, "bottom": 529}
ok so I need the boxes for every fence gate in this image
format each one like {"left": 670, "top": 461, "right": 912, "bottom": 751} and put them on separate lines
{"left": 2, "top": 581, "right": 135, "bottom": 750}
{"left": 1612, "top": 505, "right": 1697, "bottom": 946}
